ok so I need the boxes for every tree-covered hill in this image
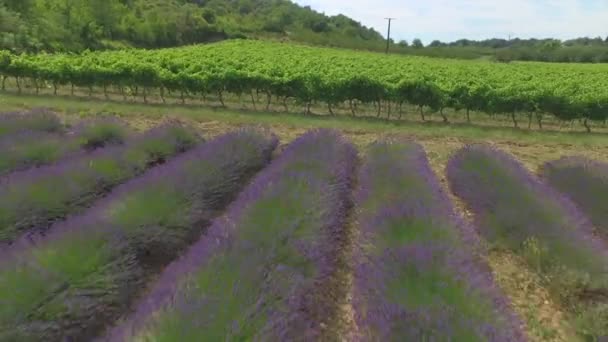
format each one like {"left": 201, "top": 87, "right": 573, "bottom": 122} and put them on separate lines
{"left": 0, "top": 0, "right": 384, "bottom": 52}
{"left": 1, "top": 0, "right": 607, "bottom": 63}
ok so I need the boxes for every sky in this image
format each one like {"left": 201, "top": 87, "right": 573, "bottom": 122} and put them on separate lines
{"left": 293, "top": 0, "right": 608, "bottom": 44}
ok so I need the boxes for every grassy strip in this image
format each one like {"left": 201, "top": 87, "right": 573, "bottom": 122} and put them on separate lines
{"left": 2, "top": 93, "right": 608, "bottom": 147}
{"left": 447, "top": 144, "right": 608, "bottom": 339}
{"left": 0, "top": 108, "right": 62, "bottom": 137}
{"left": 541, "top": 157, "right": 608, "bottom": 235}
{"left": 0, "top": 123, "right": 199, "bottom": 244}
{"left": 106, "top": 129, "right": 356, "bottom": 341}
{"left": 0, "top": 129, "right": 277, "bottom": 341}
{"left": 353, "top": 141, "right": 523, "bottom": 340}
{"left": 0, "top": 118, "right": 129, "bottom": 176}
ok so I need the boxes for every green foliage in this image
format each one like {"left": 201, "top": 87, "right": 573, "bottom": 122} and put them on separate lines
{"left": 0, "top": 140, "right": 64, "bottom": 173}
{"left": 3, "top": 40, "right": 606, "bottom": 126}
{"left": 0, "top": 0, "right": 383, "bottom": 53}
{"left": 3, "top": 0, "right": 608, "bottom": 63}
{"left": 412, "top": 39, "right": 424, "bottom": 49}
{"left": 79, "top": 121, "right": 128, "bottom": 150}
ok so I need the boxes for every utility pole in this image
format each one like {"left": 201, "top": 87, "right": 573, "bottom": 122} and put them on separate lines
{"left": 385, "top": 17, "right": 396, "bottom": 54}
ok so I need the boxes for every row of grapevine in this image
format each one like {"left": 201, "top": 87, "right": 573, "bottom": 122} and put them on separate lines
{"left": 1, "top": 40, "right": 608, "bottom": 130}
{"left": 107, "top": 129, "right": 356, "bottom": 341}
{"left": 0, "top": 130, "right": 277, "bottom": 341}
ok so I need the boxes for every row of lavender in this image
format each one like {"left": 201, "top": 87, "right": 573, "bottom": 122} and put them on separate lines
{"left": 1, "top": 115, "right": 604, "bottom": 341}
{"left": 541, "top": 156, "right": 608, "bottom": 236}
{"left": 0, "top": 116, "right": 130, "bottom": 176}
{"left": 0, "top": 109, "right": 63, "bottom": 137}
{"left": 0, "top": 129, "right": 277, "bottom": 341}
{"left": 105, "top": 129, "right": 356, "bottom": 341}
{"left": 447, "top": 145, "right": 608, "bottom": 340}
{"left": 0, "top": 122, "right": 200, "bottom": 244}
{"left": 352, "top": 141, "right": 524, "bottom": 341}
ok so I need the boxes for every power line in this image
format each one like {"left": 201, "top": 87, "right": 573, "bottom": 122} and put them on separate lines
{"left": 385, "top": 17, "right": 396, "bottom": 54}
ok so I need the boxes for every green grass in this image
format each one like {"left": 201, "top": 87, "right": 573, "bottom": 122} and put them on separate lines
{"left": 1, "top": 93, "right": 607, "bottom": 147}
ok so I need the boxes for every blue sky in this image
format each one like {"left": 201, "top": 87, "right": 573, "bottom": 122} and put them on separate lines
{"left": 294, "top": 0, "right": 608, "bottom": 44}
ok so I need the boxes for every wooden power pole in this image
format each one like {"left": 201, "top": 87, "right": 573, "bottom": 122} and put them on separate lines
{"left": 385, "top": 17, "right": 396, "bottom": 54}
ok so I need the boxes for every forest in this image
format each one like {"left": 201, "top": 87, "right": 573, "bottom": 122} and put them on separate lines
{"left": 2, "top": 0, "right": 608, "bottom": 63}
{"left": 0, "top": 0, "right": 382, "bottom": 52}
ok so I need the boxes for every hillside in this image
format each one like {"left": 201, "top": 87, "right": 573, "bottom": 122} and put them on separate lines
{"left": 0, "top": 0, "right": 384, "bottom": 53}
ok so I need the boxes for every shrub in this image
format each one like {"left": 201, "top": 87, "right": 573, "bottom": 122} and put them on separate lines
{"left": 353, "top": 141, "right": 523, "bottom": 340}
{"left": 106, "top": 129, "right": 356, "bottom": 341}
{"left": 0, "top": 123, "right": 199, "bottom": 244}
{"left": 0, "top": 129, "right": 277, "bottom": 341}
{"left": 0, "top": 108, "right": 62, "bottom": 137}
{"left": 447, "top": 144, "right": 608, "bottom": 339}
{"left": 541, "top": 156, "right": 608, "bottom": 235}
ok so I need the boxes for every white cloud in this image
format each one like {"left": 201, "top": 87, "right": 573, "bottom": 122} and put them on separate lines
{"left": 294, "top": 0, "right": 608, "bottom": 43}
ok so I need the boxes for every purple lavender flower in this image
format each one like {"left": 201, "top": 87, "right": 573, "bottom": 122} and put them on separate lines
{"left": 0, "top": 108, "right": 62, "bottom": 136}
{"left": 105, "top": 129, "right": 356, "bottom": 342}
{"left": 0, "top": 123, "right": 200, "bottom": 245}
{"left": 447, "top": 144, "right": 608, "bottom": 339}
{"left": 353, "top": 140, "right": 524, "bottom": 341}
{"left": 541, "top": 156, "right": 608, "bottom": 235}
{"left": 0, "top": 131, "right": 75, "bottom": 176}
{"left": 71, "top": 117, "right": 130, "bottom": 150}
{"left": 0, "top": 129, "right": 277, "bottom": 341}
{"left": 0, "top": 118, "right": 132, "bottom": 178}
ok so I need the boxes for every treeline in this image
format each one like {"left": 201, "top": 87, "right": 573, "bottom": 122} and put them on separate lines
{"left": 1, "top": 40, "right": 607, "bottom": 131}
{"left": 0, "top": 0, "right": 382, "bottom": 53}
{"left": 3, "top": 0, "right": 607, "bottom": 64}
{"left": 391, "top": 37, "right": 608, "bottom": 63}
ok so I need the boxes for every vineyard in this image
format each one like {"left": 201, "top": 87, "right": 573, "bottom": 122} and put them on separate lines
{"left": 1, "top": 40, "right": 608, "bottom": 131}
{"left": 0, "top": 109, "right": 607, "bottom": 341}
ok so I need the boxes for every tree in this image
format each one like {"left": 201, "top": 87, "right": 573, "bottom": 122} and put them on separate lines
{"left": 429, "top": 40, "right": 444, "bottom": 47}
{"left": 397, "top": 40, "right": 409, "bottom": 47}
{"left": 412, "top": 38, "right": 424, "bottom": 48}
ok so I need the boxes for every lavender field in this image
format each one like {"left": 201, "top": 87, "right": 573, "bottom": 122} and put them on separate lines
{"left": 0, "top": 110, "right": 607, "bottom": 341}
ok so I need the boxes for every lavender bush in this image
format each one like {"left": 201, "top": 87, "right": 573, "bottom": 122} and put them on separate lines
{"left": 0, "top": 129, "right": 277, "bottom": 341}
{"left": 0, "top": 109, "right": 62, "bottom": 137}
{"left": 74, "top": 117, "right": 130, "bottom": 150}
{"left": 541, "top": 156, "right": 608, "bottom": 235}
{"left": 353, "top": 140, "right": 524, "bottom": 341}
{"left": 447, "top": 144, "right": 608, "bottom": 339}
{"left": 105, "top": 129, "right": 356, "bottom": 342}
{"left": 0, "top": 123, "right": 199, "bottom": 244}
{"left": 0, "top": 119, "right": 129, "bottom": 176}
{"left": 0, "top": 131, "right": 77, "bottom": 176}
